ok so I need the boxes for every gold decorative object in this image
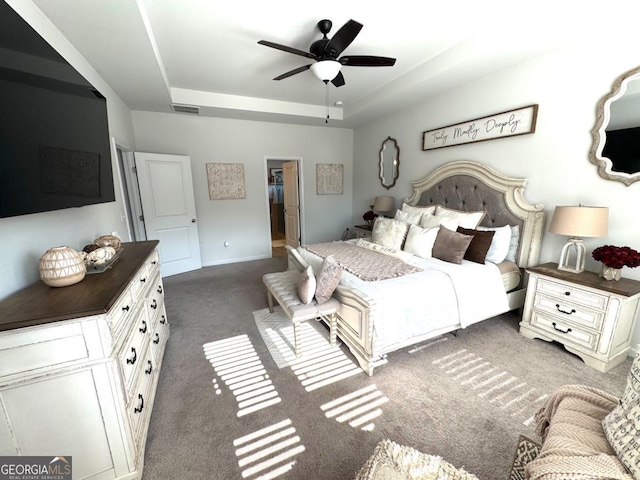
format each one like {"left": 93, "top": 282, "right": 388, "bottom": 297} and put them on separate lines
{"left": 39, "top": 246, "right": 86, "bottom": 287}
{"left": 94, "top": 235, "right": 121, "bottom": 249}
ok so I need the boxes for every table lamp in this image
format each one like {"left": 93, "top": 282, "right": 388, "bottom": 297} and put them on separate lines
{"left": 373, "top": 196, "right": 395, "bottom": 216}
{"left": 548, "top": 205, "right": 609, "bottom": 273}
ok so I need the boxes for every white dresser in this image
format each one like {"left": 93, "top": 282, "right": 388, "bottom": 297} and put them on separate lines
{"left": 520, "top": 263, "right": 640, "bottom": 372}
{"left": 0, "top": 241, "right": 168, "bottom": 479}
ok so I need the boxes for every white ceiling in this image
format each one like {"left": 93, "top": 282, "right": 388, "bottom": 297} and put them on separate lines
{"left": 25, "top": 0, "right": 616, "bottom": 128}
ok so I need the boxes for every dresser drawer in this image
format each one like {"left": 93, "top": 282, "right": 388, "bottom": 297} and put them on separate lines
{"left": 118, "top": 306, "right": 149, "bottom": 398}
{"left": 530, "top": 311, "right": 600, "bottom": 352}
{"left": 128, "top": 347, "right": 156, "bottom": 457}
{"left": 146, "top": 274, "right": 165, "bottom": 325}
{"left": 536, "top": 278, "right": 609, "bottom": 311}
{"left": 150, "top": 306, "right": 169, "bottom": 366}
{"left": 108, "top": 287, "right": 135, "bottom": 341}
{"left": 533, "top": 294, "right": 605, "bottom": 331}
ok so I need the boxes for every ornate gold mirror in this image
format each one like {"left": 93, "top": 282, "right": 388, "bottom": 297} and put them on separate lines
{"left": 590, "top": 66, "right": 640, "bottom": 186}
{"left": 379, "top": 136, "right": 400, "bottom": 189}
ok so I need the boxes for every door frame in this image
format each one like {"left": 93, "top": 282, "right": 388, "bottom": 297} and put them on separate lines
{"left": 114, "top": 139, "right": 146, "bottom": 242}
{"left": 264, "top": 155, "right": 304, "bottom": 254}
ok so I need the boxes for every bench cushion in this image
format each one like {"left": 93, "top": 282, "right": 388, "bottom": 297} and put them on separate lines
{"left": 263, "top": 271, "right": 339, "bottom": 323}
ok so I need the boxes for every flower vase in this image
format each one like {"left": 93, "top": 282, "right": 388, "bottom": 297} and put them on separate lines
{"left": 600, "top": 264, "right": 621, "bottom": 281}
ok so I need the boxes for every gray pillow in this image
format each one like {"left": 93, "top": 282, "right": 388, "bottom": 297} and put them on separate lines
{"left": 432, "top": 226, "right": 473, "bottom": 264}
{"left": 314, "top": 256, "right": 342, "bottom": 304}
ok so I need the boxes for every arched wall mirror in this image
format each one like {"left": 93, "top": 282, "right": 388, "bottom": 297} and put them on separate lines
{"left": 379, "top": 136, "right": 400, "bottom": 189}
{"left": 590, "top": 66, "right": 640, "bottom": 186}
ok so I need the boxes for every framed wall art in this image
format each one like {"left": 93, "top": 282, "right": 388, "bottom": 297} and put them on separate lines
{"left": 422, "top": 104, "right": 538, "bottom": 151}
{"left": 206, "top": 163, "right": 246, "bottom": 200}
{"left": 316, "top": 163, "right": 343, "bottom": 195}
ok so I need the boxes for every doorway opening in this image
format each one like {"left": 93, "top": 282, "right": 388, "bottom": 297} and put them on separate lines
{"left": 116, "top": 145, "right": 146, "bottom": 241}
{"left": 266, "top": 157, "right": 302, "bottom": 257}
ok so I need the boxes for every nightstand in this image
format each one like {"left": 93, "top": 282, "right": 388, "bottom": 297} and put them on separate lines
{"left": 519, "top": 262, "right": 640, "bottom": 372}
{"left": 354, "top": 224, "right": 373, "bottom": 239}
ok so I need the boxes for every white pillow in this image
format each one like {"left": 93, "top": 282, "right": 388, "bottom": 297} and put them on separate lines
{"left": 371, "top": 217, "right": 409, "bottom": 250}
{"left": 401, "top": 203, "right": 436, "bottom": 216}
{"left": 506, "top": 225, "right": 520, "bottom": 262}
{"left": 419, "top": 213, "right": 460, "bottom": 231}
{"left": 434, "top": 205, "right": 485, "bottom": 229}
{"left": 297, "top": 266, "right": 316, "bottom": 305}
{"left": 394, "top": 209, "right": 422, "bottom": 225}
{"left": 477, "top": 225, "right": 511, "bottom": 264}
{"left": 356, "top": 239, "right": 413, "bottom": 262}
{"left": 403, "top": 224, "right": 439, "bottom": 259}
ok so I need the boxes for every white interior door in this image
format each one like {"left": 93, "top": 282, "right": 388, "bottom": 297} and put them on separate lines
{"left": 134, "top": 152, "right": 202, "bottom": 276}
{"left": 283, "top": 161, "right": 300, "bottom": 247}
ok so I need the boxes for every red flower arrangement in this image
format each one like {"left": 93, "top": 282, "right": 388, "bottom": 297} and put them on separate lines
{"left": 363, "top": 210, "right": 375, "bottom": 222}
{"left": 592, "top": 245, "right": 640, "bottom": 269}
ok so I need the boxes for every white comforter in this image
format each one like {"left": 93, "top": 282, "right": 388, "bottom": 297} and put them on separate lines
{"left": 297, "top": 244, "right": 510, "bottom": 355}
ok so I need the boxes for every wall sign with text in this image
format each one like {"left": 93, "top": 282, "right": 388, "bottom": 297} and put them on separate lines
{"left": 422, "top": 104, "right": 538, "bottom": 151}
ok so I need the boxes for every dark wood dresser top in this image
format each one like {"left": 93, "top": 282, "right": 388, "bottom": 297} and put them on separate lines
{"left": 0, "top": 240, "right": 159, "bottom": 332}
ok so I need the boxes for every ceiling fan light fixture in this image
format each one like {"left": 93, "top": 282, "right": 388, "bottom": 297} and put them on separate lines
{"left": 310, "top": 60, "right": 341, "bottom": 82}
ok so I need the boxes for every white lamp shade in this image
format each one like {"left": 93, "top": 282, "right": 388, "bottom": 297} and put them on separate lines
{"left": 310, "top": 60, "right": 341, "bottom": 82}
{"left": 373, "top": 196, "right": 395, "bottom": 213}
{"left": 548, "top": 206, "right": 608, "bottom": 238}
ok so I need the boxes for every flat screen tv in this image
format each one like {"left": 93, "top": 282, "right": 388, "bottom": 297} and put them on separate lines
{"left": 0, "top": 2, "right": 115, "bottom": 219}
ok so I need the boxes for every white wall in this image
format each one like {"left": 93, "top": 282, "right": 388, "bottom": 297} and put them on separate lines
{"left": 131, "top": 111, "right": 353, "bottom": 266}
{"left": 352, "top": 39, "right": 640, "bottom": 351}
{"left": 0, "top": 1, "right": 136, "bottom": 300}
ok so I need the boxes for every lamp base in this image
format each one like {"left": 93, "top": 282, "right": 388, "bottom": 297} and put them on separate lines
{"left": 557, "top": 238, "right": 586, "bottom": 273}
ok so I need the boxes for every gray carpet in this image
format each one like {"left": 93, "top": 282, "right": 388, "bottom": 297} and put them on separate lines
{"left": 142, "top": 256, "right": 632, "bottom": 480}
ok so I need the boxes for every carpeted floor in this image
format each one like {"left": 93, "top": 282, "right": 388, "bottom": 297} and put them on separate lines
{"left": 142, "top": 256, "right": 632, "bottom": 480}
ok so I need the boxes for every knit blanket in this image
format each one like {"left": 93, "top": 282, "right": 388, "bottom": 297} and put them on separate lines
{"left": 525, "top": 384, "right": 632, "bottom": 480}
{"left": 303, "top": 241, "right": 421, "bottom": 281}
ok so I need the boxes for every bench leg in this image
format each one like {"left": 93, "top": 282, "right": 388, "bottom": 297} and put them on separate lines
{"left": 293, "top": 322, "right": 301, "bottom": 357}
{"left": 267, "top": 289, "right": 274, "bottom": 313}
{"left": 329, "top": 313, "right": 337, "bottom": 347}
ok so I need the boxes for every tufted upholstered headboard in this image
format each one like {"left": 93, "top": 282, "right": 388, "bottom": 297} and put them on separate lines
{"left": 404, "top": 161, "right": 545, "bottom": 269}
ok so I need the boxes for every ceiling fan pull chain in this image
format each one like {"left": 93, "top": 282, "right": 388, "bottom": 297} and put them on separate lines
{"left": 325, "top": 83, "right": 330, "bottom": 124}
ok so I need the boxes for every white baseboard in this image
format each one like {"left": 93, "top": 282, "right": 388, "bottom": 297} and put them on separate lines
{"left": 202, "top": 254, "right": 272, "bottom": 267}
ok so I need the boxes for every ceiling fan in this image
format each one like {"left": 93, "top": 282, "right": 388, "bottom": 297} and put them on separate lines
{"left": 258, "top": 19, "right": 396, "bottom": 87}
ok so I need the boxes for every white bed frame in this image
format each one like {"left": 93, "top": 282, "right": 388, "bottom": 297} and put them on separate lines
{"left": 289, "top": 161, "right": 545, "bottom": 375}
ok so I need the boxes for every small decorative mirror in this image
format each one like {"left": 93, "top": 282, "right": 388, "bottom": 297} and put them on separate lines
{"left": 379, "top": 136, "right": 400, "bottom": 189}
{"left": 590, "top": 66, "right": 640, "bottom": 186}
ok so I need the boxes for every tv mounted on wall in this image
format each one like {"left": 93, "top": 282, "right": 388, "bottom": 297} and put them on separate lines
{"left": 0, "top": 2, "right": 115, "bottom": 219}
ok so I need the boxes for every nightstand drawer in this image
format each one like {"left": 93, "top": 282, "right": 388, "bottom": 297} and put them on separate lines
{"left": 533, "top": 294, "right": 605, "bottom": 331}
{"left": 530, "top": 311, "right": 600, "bottom": 352}
{"left": 537, "top": 278, "right": 609, "bottom": 311}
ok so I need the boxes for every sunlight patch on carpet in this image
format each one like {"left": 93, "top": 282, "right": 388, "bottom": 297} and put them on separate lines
{"left": 321, "top": 384, "right": 389, "bottom": 431}
{"left": 203, "top": 334, "right": 281, "bottom": 417}
{"left": 432, "top": 348, "right": 548, "bottom": 423}
{"left": 233, "top": 418, "right": 305, "bottom": 479}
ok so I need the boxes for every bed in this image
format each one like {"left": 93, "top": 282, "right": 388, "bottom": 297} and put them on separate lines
{"left": 288, "top": 161, "right": 545, "bottom": 375}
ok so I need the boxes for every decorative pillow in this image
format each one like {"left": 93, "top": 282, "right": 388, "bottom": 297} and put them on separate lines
{"left": 434, "top": 205, "right": 486, "bottom": 229}
{"left": 394, "top": 209, "right": 423, "bottom": 225}
{"left": 602, "top": 351, "right": 640, "bottom": 478}
{"left": 371, "top": 217, "right": 409, "bottom": 250}
{"left": 401, "top": 202, "right": 436, "bottom": 216}
{"left": 505, "top": 225, "right": 521, "bottom": 263}
{"left": 477, "top": 225, "right": 511, "bottom": 264}
{"left": 419, "top": 213, "right": 460, "bottom": 231}
{"left": 297, "top": 266, "right": 316, "bottom": 305}
{"left": 356, "top": 239, "right": 413, "bottom": 262}
{"left": 314, "top": 255, "right": 342, "bottom": 304}
{"left": 432, "top": 226, "right": 473, "bottom": 264}
{"left": 403, "top": 224, "right": 439, "bottom": 259}
{"left": 457, "top": 227, "right": 495, "bottom": 264}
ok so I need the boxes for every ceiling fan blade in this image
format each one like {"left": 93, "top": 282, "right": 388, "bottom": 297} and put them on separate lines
{"left": 324, "top": 20, "right": 362, "bottom": 57}
{"left": 258, "top": 40, "right": 316, "bottom": 59}
{"left": 339, "top": 55, "right": 396, "bottom": 67}
{"left": 331, "top": 71, "right": 345, "bottom": 87}
{"left": 273, "top": 64, "right": 312, "bottom": 81}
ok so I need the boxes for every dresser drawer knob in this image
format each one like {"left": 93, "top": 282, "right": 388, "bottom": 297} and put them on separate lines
{"left": 153, "top": 333, "right": 160, "bottom": 345}
{"left": 122, "top": 305, "right": 130, "bottom": 312}
{"left": 134, "top": 393, "right": 144, "bottom": 413}
{"left": 564, "top": 291, "right": 571, "bottom": 296}
{"left": 555, "top": 304, "right": 576, "bottom": 315}
{"left": 139, "top": 320, "right": 147, "bottom": 333}
{"left": 160, "top": 315, "right": 166, "bottom": 325}
{"left": 126, "top": 347, "right": 137, "bottom": 365}
{"left": 150, "top": 299, "right": 158, "bottom": 310}
{"left": 552, "top": 322, "right": 572, "bottom": 334}
{"left": 157, "top": 285, "right": 163, "bottom": 294}
{"left": 145, "top": 360, "right": 153, "bottom": 375}
{"left": 140, "top": 277, "right": 146, "bottom": 283}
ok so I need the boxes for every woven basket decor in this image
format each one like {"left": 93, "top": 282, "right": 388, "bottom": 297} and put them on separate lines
{"left": 39, "top": 246, "right": 86, "bottom": 287}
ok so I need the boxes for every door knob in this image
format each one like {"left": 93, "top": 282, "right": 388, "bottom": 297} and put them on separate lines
{"left": 191, "top": 219, "right": 196, "bottom": 223}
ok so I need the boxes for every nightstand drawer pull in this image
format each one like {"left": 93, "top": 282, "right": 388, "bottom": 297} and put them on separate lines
{"left": 552, "top": 322, "right": 572, "bottom": 334}
{"left": 555, "top": 304, "right": 576, "bottom": 315}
